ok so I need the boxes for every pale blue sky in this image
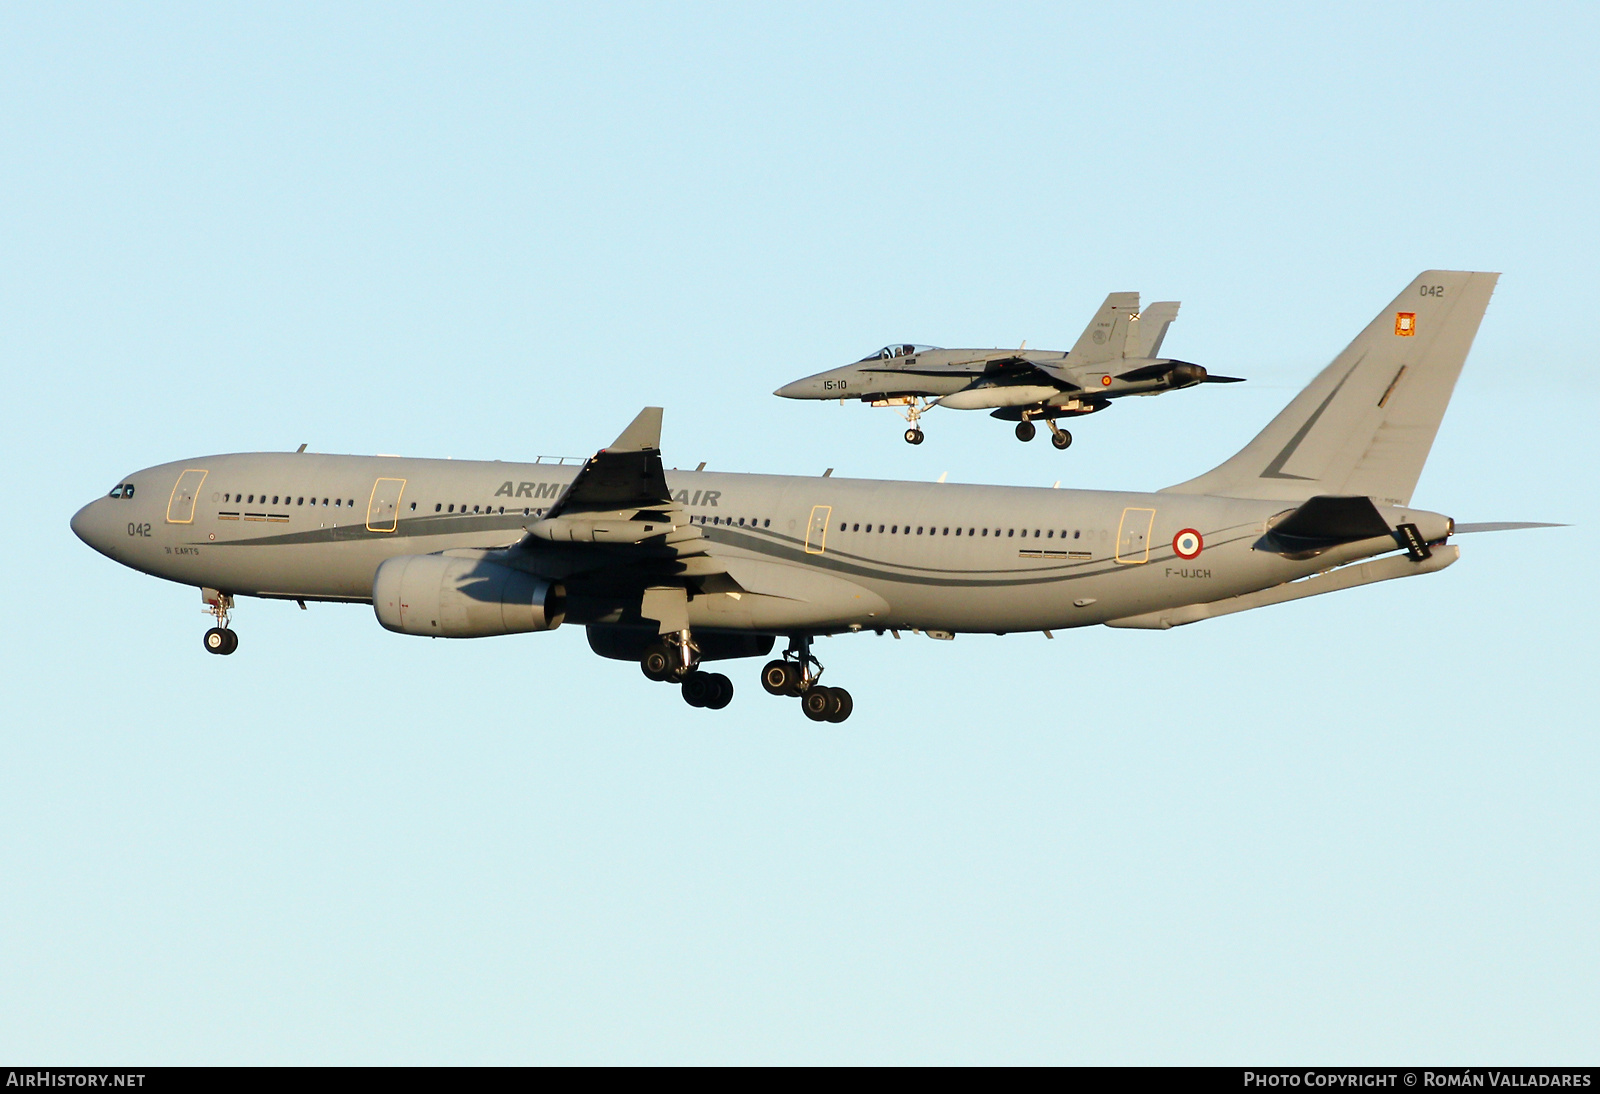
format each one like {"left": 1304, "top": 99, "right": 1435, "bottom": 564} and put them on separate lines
{"left": 3, "top": 2, "right": 1596, "bottom": 1063}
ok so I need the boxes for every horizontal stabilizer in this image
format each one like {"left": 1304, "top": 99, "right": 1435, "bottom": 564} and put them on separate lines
{"left": 1270, "top": 495, "right": 1392, "bottom": 543}
{"left": 1452, "top": 521, "right": 1565, "bottom": 533}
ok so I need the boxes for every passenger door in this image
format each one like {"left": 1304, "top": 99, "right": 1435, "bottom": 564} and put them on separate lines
{"left": 805, "top": 505, "right": 832, "bottom": 555}
{"left": 366, "top": 477, "right": 407, "bottom": 533}
{"left": 1115, "top": 507, "right": 1155, "bottom": 563}
{"left": 165, "top": 469, "right": 208, "bottom": 524}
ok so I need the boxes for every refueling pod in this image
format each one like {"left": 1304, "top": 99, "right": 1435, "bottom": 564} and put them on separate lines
{"left": 373, "top": 554, "right": 565, "bottom": 638}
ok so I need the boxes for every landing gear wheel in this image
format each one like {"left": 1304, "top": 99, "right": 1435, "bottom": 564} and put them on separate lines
{"left": 641, "top": 642, "right": 674, "bottom": 682}
{"left": 1050, "top": 428, "right": 1073, "bottom": 450}
{"left": 825, "top": 687, "right": 853, "bottom": 723}
{"left": 904, "top": 428, "right": 925, "bottom": 445}
{"left": 681, "top": 671, "right": 712, "bottom": 707}
{"left": 704, "top": 673, "right": 734, "bottom": 710}
{"left": 220, "top": 628, "right": 238, "bottom": 654}
{"left": 204, "top": 627, "right": 228, "bottom": 655}
{"left": 1015, "top": 421, "right": 1036, "bottom": 442}
{"left": 801, "top": 687, "right": 834, "bottom": 722}
{"left": 761, "top": 660, "right": 798, "bottom": 696}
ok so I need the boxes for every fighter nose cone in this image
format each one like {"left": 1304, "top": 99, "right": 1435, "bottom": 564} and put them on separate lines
{"left": 773, "top": 379, "right": 810, "bottom": 399}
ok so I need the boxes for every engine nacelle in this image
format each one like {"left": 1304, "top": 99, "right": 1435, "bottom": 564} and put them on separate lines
{"left": 373, "top": 554, "right": 565, "bottom": 638}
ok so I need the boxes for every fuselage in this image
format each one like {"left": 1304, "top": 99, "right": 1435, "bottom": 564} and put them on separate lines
{"left": 71, "top": 451, "right": 1449, "bottom": 635}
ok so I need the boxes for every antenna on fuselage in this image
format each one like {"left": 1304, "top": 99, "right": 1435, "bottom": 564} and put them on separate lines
{"left": 296, "top": 443, "right": 307, "bottom": 453}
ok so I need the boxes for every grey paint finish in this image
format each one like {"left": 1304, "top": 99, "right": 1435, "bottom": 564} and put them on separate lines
{"left": 71, "top": 270, "right": 1497, "bottom": 656}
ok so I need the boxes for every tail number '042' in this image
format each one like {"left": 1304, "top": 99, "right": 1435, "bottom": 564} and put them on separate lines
{"left": 128, "top": 522, "right": 151, "bottom": 537}
{"left": 1419, "top": 284, "right": 1446, "bottom": 297}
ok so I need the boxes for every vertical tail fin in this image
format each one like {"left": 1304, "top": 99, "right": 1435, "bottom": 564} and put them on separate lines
{"left": 1134, "top": 300, "right": 1181, "bottom": 359}
{"left": 1070, "top": 292, "right": 1141, "bottom": 365}
{"left": 1162, "top": 271, "right": 1498, "bottom": 506}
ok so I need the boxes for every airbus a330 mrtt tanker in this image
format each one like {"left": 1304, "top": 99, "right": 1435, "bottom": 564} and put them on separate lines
{"left": 73, "top": 271, "right": 1550, "bottom": 722}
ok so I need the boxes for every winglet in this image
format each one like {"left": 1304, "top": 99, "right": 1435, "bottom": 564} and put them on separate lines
{"left": 608, "top": 407, "right": 663, "bottom": 452}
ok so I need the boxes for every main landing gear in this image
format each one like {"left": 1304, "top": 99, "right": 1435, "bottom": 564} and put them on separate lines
{"left": 1014, "top": 414, "right": 1072, "bottom": 450}
{"left": 760, "top": 635, "right": 854, "bottom": 722}
{"left": 640, "top": 631, "right": 735, "bottom": 711}
{"left": 201, "top": 588, "right": 238, "bottom": 655}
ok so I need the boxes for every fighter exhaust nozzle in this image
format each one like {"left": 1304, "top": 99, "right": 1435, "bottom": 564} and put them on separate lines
{"left": 1168, "top": 362, "right": 1207, "bottom": 387}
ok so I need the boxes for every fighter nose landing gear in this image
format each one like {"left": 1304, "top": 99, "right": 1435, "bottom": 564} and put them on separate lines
{"left": 201, "top": 588, "right": 238, "bottom": 655}
{"left": 760, "top": 635, "right": 853, "bottom": 722}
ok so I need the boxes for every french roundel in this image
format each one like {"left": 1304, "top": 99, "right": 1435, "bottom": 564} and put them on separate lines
{"left": 1173, "top": 528, "right": 1203, "bottom": 560}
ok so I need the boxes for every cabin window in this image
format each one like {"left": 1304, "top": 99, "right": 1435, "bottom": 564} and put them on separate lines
{"left": 447, "top": 504, "right": 454, "bottom": 513}
{"left": 942, "top": 527, "right": 949, "bottom": 535}
{"left": 955, "top": 527, "right": 962, "bottom": 536}
{"left": 981, "top": 528, "right": 988, "bottom": 536}
{"left": 409, "top": 502, "right": 416, "bottom": 511}
{"left": 1007, "top": 529, "right": 1014, "bottom": 537}
{"left": 335, "top": 498, "right": 341, "bottom": 507}
{"left": 763, "top": 519, "right": 770, "bottom": 528}
{"left": 738, "top": 517, "right": 745, "bottom": 526}
{"left": 435, "top": 504, "right": 442, "bottom": 512}
{"left": 916, "top": 526, "right": 923, "bottom": 535}
{"left": 1073, "top": 530, "right": 1080, "bottom": 538}
{"left": 523, "top": 508, "right": 530, "bottom": 516}
{"left": 297, "top": 497, "right": 304, "bottom": 506}
{"left": 891, "top": 525, "right": 897, "bottom": 534}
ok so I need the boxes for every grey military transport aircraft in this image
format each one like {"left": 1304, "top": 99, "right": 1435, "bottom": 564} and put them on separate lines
{"left": 73, "top": 271, "right": 1554, "bottom": 722}
{"left": 773, "top": 292, "right": 1243, "bottom": 447}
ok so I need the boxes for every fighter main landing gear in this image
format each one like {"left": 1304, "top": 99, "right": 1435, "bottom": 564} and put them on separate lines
{"left": 201, "top": 588, "right": 238, "bottom": 655}
{"left": 760, "top": 635, "right": 853, "bottom": 722}
{"left": 1015, "top": 414, "right": 1072, "bottom": 449}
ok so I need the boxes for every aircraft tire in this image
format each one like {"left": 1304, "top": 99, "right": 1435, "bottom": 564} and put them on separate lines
{"left": 1015, "top": 421, "right": 1036, "bottom": 442}
{"left": 204, "top": 627, "right": 227, "bottom": 655}
{"left": 761, "top": 660, "right": 795, "bottom": 695}
{"left": 904, "top": 428, "right": 924, "bottom": 445}
{"left": 705, "top": 673, "right": 734, "bottom": 710}
{"left": 825, "top": 687, "right": 853, "bottom": 723}
{"left": 801, "top": 688, "right": 833, "bottom": 721}
{"left": 681, "top": 671, "right": 711, "bottom": 707}
{"left": 1051, "top": 429, "right": 1073, "bottom": 450}
{"left": 642, "top": 643, "right": 674, "bottom": 682}
{"left": 221, "top": 628, "right": 239, "bottom": 655}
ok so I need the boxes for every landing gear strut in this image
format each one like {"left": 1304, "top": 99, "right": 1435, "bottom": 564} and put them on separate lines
{"left": 201, "top": 588, "right": 238, "bottom": 655}
{"left": 760, "top": 635, "right": 853, "bottom": 722}
{"left": 893, "top": 397, "right": 934, "bottom": 445}
{"left": 640, "top": 630, "right": 737, "bottom": 711}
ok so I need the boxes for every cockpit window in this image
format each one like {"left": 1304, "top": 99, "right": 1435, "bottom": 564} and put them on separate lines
{"left": 108, "top": 483, "right": 135, "bottom": 499}
{"left": 108, "top": 486, "right": 123, "bottom": 498}
{"left": 863, "top": 343, "right": 939, "bottom": 361}
{"left": 124, "top": 484, "right": 134, "bottom": 499}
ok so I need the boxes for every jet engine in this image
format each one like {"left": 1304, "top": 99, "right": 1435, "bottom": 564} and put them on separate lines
{"left": 373, "top": 554, "right": 565, "bottom": 638}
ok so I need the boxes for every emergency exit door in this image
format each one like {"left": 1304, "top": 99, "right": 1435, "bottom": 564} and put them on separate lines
{"left": 366, "top": 477, "right": 407, "bottom": 533}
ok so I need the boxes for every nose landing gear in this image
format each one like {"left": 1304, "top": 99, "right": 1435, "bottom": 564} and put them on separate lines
{"left": 201, "top": 587, "right": 238, "bottom": 655}
{"left": 760, "top": 635, "right": 853, "bottom": 722}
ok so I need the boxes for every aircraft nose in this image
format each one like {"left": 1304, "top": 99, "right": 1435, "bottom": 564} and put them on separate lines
{"left": 773, "top": 380, "right": 805, "bottom": 398}
{"left": 71, "top": 499, "right": 114, "bottom": 557}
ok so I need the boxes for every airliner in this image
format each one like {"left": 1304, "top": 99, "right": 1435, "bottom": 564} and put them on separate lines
{"left": 73, "top": 271, "right": 1541, "bottom": 722}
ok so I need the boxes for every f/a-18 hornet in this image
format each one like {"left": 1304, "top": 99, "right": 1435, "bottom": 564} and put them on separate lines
{"left": 774, "top": 292, "right": 1243, "bottom": 447}
{"left": 74, "top": 272, "right": 1554, "bottom": 723}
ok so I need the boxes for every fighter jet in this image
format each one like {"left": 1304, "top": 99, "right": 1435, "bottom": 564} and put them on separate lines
{"left": 773, "top": 293, "right": 1244, "bottom": 447}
